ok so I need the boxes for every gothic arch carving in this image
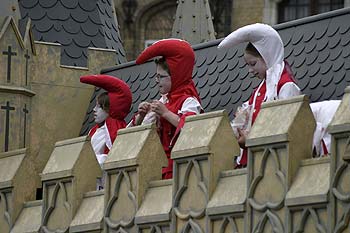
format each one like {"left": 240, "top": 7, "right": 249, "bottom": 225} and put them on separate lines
{"left": 334, "top": 204, "right": 350, "bottom": 233}
{"left": 0, "top": 192, "right": 11, "bottom": 229}
{"left": 332, "top": 137, "right": 350, "bottom": 232}
{"left": 294, "top": 208, "right": 326, "bottom": 233}
{"left": 181, "top": 218, "right": 203, "bottom": 233}
{"left": 332, "top": 137, "right": 350, "bottom": 201}
{"left": 42, "top": 182, "right": 71, "bottom": 233}
{"left": 173, "top": 159, "right": 208, "bottom": 220}
{"left": 219, "top": 216, "right": 239, "bottom": 233}
{"left": 105, "top": 170, "right": 137, "bottom": 230}
{"left": 332, "top": 160, "right": 350, "bottom": 202}
{"left": 248, "top": 148, "right": 286, "bottom": 211}
{"left": 150, "top": 225, "right": 163, "bottom": 233}
{"left": 116, "top": 226, "right": 128, "bottom": 233}
{"left": 253, "top": 210, "right": 284, "bottom": 232}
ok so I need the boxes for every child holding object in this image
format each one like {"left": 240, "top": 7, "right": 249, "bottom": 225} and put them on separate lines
{"left": 218, "top": 23, "right": 301, "bottom": 168}
{"left": 132, "top": 39, "right": 202, "bottom": 179}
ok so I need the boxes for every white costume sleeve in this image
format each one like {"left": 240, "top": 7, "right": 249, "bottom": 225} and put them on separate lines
{"left": 278, "top": 82, "right": 301, "bottom": 100}
{"left": 90, "top": 125, "right": 108, "bottom": 167}
{"left": 178, "top": 97, "right": 202, "bottom": 115}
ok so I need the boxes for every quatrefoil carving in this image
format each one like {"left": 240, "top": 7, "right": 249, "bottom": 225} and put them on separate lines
{"left": 248, "top": 148, "right": 286, "bottom": 211}
{"left": 173, "top": 159, "right": 208, "bottom": 220}
{"left": 332, "top": 137, "right": 350, "bottom": 232}
{"left": 105, "top": 170, "right": 137, "bottom": 230}
{"left": 332, "top": 137, "right": 350, "bottom": 201}
{"left": 42, "top": 182, "right": 71, "bottom": 233}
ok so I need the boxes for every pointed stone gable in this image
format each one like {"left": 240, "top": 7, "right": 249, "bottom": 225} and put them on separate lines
{"left": 0, "top": 16, "right": 35, "bottom": 153}
{"left": 172, "top": 0, "right": 216, "bottom": 44}
{"left": 41, "top": 136, "right": 101, "bottom": 232}
{"left": 0, "top": 0, "right": 21, "bottom": 23}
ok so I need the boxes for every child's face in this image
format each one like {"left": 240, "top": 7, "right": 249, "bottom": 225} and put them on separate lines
{"left": 93, "top": 103, "right": 109, "bottom": 124}
{"left": 156, "top": 65, "right": 172, "bottom": 94}
{"left": 244, "top": 52, "right": 267, "bottom": 80}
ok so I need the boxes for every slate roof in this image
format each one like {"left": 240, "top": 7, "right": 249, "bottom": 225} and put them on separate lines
{"left": 80, "top": 8, "right": 350, "bottom": 135}
{"left": 18, "top": 0, "right": 126, "bottom": 67}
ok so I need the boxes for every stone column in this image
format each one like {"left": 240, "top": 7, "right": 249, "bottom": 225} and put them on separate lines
{"left": 171, "top": 110, "right": 240, "bottom": 233}
{"left": 246, "top": 95, "right": 315, "bottom": 232}
{"left": 0, "top": 148, "right": 35, "bottom": 233}
{"left": 103, "top": 124, "right": 167, "bottom": 233}
{"left": 328, "top": 86, "right": 350, "bottom": 232}
{"left": 40, "top": 136, "right": 101, "bottom": 233}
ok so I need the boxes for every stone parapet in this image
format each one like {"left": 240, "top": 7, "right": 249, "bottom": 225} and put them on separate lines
{"left": 171, "top": 110, "right": 240, "bottom": 233}
{"left": 328, "top": 86, "right": 350, "bottom": 232}
{"left": 103, "top": 124, "right": 167, "bottom": 232}
{"left": 0, "top": 148, "right": 35, "bottom": 232}
{"left": 246, "top": 95, "right": 316, "bottom": 232}
{"left": 40, "top": 136, "right": 100, "bottom": 233}
{"left": 7, "top": 86, "right": 350, "bottom": 233}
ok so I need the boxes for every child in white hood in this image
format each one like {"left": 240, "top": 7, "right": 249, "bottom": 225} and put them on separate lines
{"left": 218, "top": 23, "right": 301, "bottom": 167}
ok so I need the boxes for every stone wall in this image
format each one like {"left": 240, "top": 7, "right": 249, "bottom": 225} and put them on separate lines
{"left": 0, "top": 15, "right": 123, "bottom": 232}
{"left": 5, "top": 87, "right": 350, "bottom": 232}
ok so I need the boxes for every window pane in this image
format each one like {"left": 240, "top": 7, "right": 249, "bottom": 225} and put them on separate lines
{"left": 278, "top": 0, "right": 345, "bottom": 23}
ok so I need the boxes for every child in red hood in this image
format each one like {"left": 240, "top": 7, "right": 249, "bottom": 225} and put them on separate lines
{"left": 134, "top": 39, "right": 202, "bottom": 179}
{"left": 80, "top": 75, "right": 132, "bottom": 188}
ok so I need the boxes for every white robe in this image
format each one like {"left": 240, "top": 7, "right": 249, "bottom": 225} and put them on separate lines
{"left": 310, "top": 100, "right": 341, "bottom": 156}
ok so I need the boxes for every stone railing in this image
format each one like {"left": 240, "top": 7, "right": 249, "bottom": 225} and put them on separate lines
{"left": 4, "top": 87, "right": 350, "bottom": 232}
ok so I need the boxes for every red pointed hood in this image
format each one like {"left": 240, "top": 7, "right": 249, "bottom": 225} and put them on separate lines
{"left": 80, "top": 74, "right": 132, "bottom": 120}
{"left": 136, "top": 39, "right": 199, "bottom": 102}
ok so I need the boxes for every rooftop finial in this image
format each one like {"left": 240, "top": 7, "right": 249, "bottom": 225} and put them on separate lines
{"left": 171, "top": 0, "right": 216, "bottom": 44}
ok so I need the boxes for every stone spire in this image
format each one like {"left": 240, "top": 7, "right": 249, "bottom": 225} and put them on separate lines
{"left": 0, "top": 0, "right": 21, "bottom": 23}
{"left": 172, "top": 0, "right": 216, "bottom": 45}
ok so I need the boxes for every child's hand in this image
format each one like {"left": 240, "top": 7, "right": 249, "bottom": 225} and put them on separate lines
{"left": 151, "top": 100, "right": 168, "bottom": 117}
{"left": 138, "top": 102, "right": 151, "bottom": 117}
{"left": 237, "top": 128, "right": 248, "bottom": 148}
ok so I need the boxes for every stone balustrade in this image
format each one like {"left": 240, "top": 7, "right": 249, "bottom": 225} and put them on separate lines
{"left": 4, "top": 86, "right": 350, "bottom": 232}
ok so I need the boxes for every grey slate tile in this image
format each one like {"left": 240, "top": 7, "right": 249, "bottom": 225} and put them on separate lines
{"left": 18, "top": 0, "right": 126, "bottom": 67}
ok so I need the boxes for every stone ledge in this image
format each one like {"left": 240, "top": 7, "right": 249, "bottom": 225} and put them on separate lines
{"left": 207, "top": 168, "right": 247, "bottom": 216}
{"left": 135, "top": 179, "right": 172, "bottom": 224}
{"left": 70, "top": 192, "right": 104, "bottom": 232}
{"left": 260, "top": 95, "right": 307, "bottom": 109}
{"left": 10, "top": 200, "right": 42, "bottom": 233}
{"left": 285, "top": 158, "right": 330, "bottom": 207}
{"left": 54, "top": 136, "right": 89, "bottom": 147}
{"left": 0, "top": 85, "right": 36, "bottom": 97}
{"left": 184, "top": 110, "right": 226, "bottom": 122}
